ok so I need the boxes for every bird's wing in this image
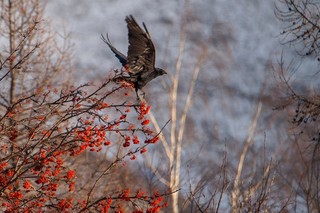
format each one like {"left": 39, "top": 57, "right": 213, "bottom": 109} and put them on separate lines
{"left": 125, "top": 15, "right": 156, "bottom": 75}
{"left": 101, "top": 34, "right": 127, "bottom": 66}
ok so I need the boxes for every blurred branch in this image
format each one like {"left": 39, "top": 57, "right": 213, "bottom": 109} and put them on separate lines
{"left": 231, "top": 77, "right": 266, "bottom": 213}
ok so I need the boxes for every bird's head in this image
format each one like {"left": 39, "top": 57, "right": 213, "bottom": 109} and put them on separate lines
{"left": 155, "top": 68, "right": 167, "bottom": 76}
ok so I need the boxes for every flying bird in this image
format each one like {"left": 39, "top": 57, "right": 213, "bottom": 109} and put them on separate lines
{"left": 102, "top": 15, "right": 167, "bottom": 97}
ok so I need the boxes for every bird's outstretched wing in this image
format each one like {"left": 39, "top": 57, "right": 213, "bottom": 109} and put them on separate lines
{"left": 101, "top": 34, "right": 127, "bottom": 66}
{"left": 125, "top": 15, "right": 156, "bottom": 74}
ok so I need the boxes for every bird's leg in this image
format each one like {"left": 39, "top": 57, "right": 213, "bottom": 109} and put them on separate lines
{"left": 135, "top": 88, "right": 146, "bottom": 101}
{"left": 135, "top": 88, "right": 141, "bottom": 101}
{"left": 141, "top": 90, "right": 146, "bottom": 99}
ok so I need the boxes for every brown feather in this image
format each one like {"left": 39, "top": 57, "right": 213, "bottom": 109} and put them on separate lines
{"left": 125, "top": 15, "right": 156, "bottom": 74}
{"left": 104, "top": 15, "right": 167, "bottom": 96}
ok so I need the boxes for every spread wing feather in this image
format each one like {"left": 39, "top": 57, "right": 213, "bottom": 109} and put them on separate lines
{"left": 101, "top": 34, "right": 127, "bottom": 66}
{"left": 125, "top": 15, "right": 156, "bottom": 75}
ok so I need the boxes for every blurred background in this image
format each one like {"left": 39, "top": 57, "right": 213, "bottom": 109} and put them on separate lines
{"left": 39, "top": 0, "right": 320, "bottom": 212}
{"left": 45, "top": 0, "right": 282, "bottom": 143}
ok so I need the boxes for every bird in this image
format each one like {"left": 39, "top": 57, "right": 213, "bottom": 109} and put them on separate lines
{"left": 102, "top": 15, "right": 167, "bottom": 97}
